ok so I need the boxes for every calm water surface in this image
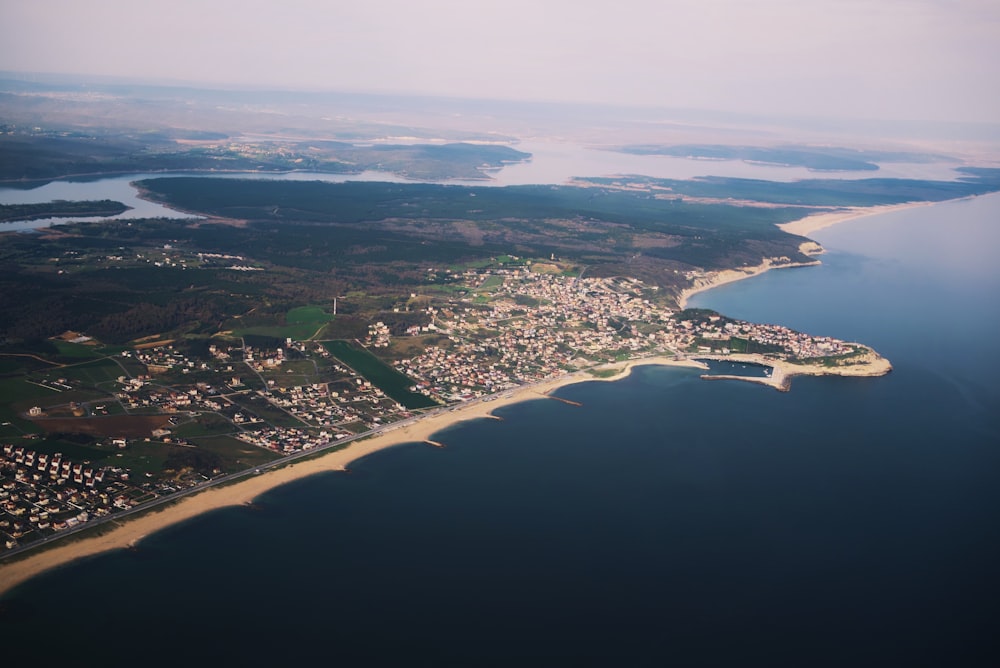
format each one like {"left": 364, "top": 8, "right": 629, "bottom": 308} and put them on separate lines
{"left": 2, "top": 196, "right": 998, "bottom": 666}
{"left": 0, "top": 142, "right": 968, "bottom": 230}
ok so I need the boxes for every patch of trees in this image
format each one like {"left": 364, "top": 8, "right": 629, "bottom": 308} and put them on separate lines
{"left": 375, "top": 311, "right": 431, "bottom": 336}
{"left": 89, "top": 298, "right": 222, "bottom": 343}
{"left": 164, "top": 448, "right": 223, "bottom": 475}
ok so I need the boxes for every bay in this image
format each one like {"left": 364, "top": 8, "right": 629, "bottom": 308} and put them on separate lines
{"left": 2, "top": 195, "right": 999, "bottom": 667}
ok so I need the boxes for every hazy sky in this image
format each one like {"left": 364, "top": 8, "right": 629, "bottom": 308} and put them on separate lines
{"left": 2, "top": 0, "right": 998, "bottom": 122}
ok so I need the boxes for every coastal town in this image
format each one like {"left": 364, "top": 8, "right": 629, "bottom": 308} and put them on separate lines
{"left": 0, "top": 260, "right": 890, "bottom": 556}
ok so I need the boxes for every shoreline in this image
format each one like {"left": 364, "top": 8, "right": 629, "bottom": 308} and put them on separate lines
{"left": 677, "top": 199, "right": 943, "bottom": 310}
{"left": 677, "top": 258, "right": 821, "bottom": 310}
{"left": 0, "top": 197, "right": 943, "bottom": 594}
{"left": 776, "top": 199, "right": 945, "bottom": 237}
{"left": 0, "top": 356, "right": 701, "bottom": 596}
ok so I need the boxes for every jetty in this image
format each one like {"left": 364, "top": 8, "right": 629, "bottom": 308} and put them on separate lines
{"left": 700, "top": 373, "right": 789, "bottom": 392}
{"left": 546, "top": 395, "right": 582, "bottom": 407}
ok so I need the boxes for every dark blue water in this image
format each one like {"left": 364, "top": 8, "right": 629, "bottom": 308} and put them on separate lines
{"left": 3, "top": 195, "right": 999, "bottom": 667}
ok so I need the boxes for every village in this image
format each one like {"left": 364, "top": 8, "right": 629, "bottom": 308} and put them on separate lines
{"left": 1, "top": 262, "right": 866, "bottom": 554}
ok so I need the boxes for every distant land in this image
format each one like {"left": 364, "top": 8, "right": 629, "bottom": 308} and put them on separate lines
{"left": 0, "top": 130, "right": 530, "bottom": 183}
{"left": 0, "top": 199, "right": 129, "bottom": 223}
{"left": 607, "top": 144, "right": 952, "bottom": 172}
{"left": 573, "top": 168, "right": 1000, "bottom": 206}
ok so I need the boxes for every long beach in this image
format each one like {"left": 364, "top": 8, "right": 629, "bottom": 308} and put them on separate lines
{"left": 0, "top": 357, "right": 703, "bottom": 595}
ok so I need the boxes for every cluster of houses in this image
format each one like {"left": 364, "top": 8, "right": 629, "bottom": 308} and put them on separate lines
{"left": 234, "top": 425, "right": 342, "bottom": 455}
{"left": 0, "top": 444, "right": 140, "bottom": 550}
{"left": 677, "top": 314, "right": 855, "bottom": 358}
{"left": 397, "top": 271, "right": 672, "bottom": 400}
{"left": 397, "top": 269, "right": 859, "bottom": 401}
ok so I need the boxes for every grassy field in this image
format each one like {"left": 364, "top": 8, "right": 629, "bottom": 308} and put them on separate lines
{"left": 187, "top": 434, "right": 282, "bottom": 471}
{"left": 0, "top": 377, "right": 60, "bottom": 431}
{"left": 44, "top": 358, "right": 125, "bottom": 385}
{"left": 232, "top": 305, "right": 334, "bottom": 341}
{"left": 172, "top": 413, "right": 237, "bottom": 438}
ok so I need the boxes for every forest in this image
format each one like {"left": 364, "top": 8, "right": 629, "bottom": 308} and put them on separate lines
{"left": 0, "top": 199, "right": 129, "bottom": 223}
{"left": 4, "top": 168, "right": 1000, "bottom": 349}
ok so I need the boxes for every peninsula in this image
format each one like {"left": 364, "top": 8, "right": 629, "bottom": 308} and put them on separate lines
{"left": 3, "top": 90, "right": 996, "bottom": 593}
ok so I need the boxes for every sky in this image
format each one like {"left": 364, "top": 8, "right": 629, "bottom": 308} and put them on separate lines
{"left": 1, "top": 0, "right": 998, "bottom": 123}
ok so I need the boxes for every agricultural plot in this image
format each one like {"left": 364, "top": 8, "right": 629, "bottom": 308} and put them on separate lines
{"left": 322, "top": 340, "right": 437, "bottom": 410}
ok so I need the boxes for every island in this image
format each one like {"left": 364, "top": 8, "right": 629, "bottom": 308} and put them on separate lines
{"left": 0, "top": 200, "right": 130, "bottom": 224}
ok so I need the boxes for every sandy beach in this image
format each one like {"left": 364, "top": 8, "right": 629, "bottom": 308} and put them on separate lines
{"left": 0, "top": 356, "right": 702, "bottom": 595}
{"left": 677, "top": 257, "right": 821, "bottom": 310}
{"left": 676, "top": 199, "right": 943, "bottom": 310}
{"left": 776, "top": 200, "right": 941, "bottom": 237}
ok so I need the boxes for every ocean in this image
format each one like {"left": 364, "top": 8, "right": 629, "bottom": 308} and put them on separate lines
{"left": 2, "top": 194, "right": 999, "bottom": 666}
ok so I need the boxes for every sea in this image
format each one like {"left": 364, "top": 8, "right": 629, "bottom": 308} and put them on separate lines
{"left": 2, "top": 187, "right": 999, "bottom": 665}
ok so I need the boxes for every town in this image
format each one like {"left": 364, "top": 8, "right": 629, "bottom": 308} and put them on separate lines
{"left": 1, "top": 259, "right": 874, "bottom": 555}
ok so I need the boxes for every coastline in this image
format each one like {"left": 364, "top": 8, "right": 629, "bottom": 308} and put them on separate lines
{"left": 0, "top": 198, "right": 943, "bottom": 595}
{"left": 0, "top": 356, "right": 701, "bottom": 596}
{"left": 776, "top": 199, "right": 943, "bottom": 237}
{"left": 677, "top": 258, "right": 821, "bottom": 310}
{"left": 677, "top": 199, "right": 943, "bottom": 310}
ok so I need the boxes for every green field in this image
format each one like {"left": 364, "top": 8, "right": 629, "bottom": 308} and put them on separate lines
{"left": 50, "top": 341, "right": 126, "bottom": 359}
{"left": 478, "top": 275, "right": 504, "bottom": 290}
{"left": 232, "top": 305, "right": 334, "bottom": 341}
{"left": 322, "top": 340, "right": 437, "bottom": 409}
{"left": 188, "top": 435, "right": 282, "bottom": 471}
{"left": 0, "top": 377, "right": 59, "bottom": 431}
{"left": 172, "top": 413, "right": 237, "bottom": 438}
